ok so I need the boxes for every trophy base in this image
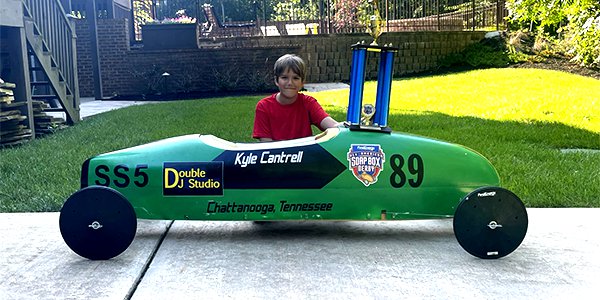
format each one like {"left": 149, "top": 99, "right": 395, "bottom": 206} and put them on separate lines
{"left": 348, "top": 124, "right": 392, "bottom": 134}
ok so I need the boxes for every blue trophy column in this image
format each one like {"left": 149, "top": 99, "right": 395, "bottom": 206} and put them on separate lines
{"left": 373, "top": 50, "right": 395, "bottom": 127}
{"left": 347, "top": 47, "right": 367, "bottom": 125}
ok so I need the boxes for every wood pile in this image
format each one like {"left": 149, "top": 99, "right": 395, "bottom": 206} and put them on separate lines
{"left": 0, "top": 78, "right": 66, "bottom": 147}
{"left": 32, "top": 100, "right": 66, "bottom": 136}
{"left": 0, "top": 79, "right": 31, "bottom": 147}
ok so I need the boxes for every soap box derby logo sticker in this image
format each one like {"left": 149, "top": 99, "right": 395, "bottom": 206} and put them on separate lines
{"left": 163, "top": 162, "right": 223, "bottom": 196}
{"left": 347, "top": 144, "right": 385, "bottom": 186}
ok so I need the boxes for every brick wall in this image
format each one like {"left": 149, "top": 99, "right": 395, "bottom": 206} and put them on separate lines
{"left": 75, "top": 19, "right": 486, "bottom": 97}
{"left": 97, "top": 18, "right": 131, "bottom": 97}
{"left": 74, "top": 20, "right": 93, "bottom": 97}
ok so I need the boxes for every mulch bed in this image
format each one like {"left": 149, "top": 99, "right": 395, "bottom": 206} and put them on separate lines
{"left": 510, "top": 56, "right": 600, "bottom": 80}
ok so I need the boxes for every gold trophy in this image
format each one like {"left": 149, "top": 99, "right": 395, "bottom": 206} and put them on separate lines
{"left": 366, "top": 0, "right": 383, "bottom": 45}
{"left": 361, "top": 104, "right": 376, "bottom": 126}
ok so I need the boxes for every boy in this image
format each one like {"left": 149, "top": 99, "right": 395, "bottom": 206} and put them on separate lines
{"left": 252, "top": 54, "right": 339, "bottom": 142}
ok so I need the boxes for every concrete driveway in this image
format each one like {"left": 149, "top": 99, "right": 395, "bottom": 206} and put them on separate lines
{"left": 1, "top": 208, "right": 598, "bottom": 299}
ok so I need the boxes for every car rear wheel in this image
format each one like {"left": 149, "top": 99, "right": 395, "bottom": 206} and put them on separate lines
{"left": 59, "top": 186, "right": 137, "bottom": 260}
{"left": 453, "top": 186, "right": 528, "bottom": 259}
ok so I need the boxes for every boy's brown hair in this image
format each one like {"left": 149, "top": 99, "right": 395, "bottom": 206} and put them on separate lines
{"left": 274, "top": 54, "right": 306, "bottom": 81}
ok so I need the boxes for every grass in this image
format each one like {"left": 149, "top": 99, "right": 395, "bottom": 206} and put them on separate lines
{"left": 316, "top": 68, "right": 599, "bottom": 133}
{"left": 1, "top": 68, "right": 599, "bottom": 212}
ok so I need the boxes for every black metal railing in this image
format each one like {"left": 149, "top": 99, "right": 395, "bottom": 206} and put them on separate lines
{"left": 333, "top": 0, "right": 507, "bottom": 33}
{"left": 69, "top": 0, "right": 113, "bottom": 19}
{"left": 130, "top": 0, "right": 506, "bottom": 40}
{"left": 268, "top": 0, "right": 505, "bottom": 35}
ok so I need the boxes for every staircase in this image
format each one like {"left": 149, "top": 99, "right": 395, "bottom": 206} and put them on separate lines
{"left": 22, "top": 0, "right": 79, "bottom": 124}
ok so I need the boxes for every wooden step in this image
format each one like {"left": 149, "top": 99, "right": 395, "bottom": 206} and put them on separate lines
{"left": 31, "top": 81, "right": 51, "bottom": 85}
{"left": 42, "top": 107, "right": 66, "bottom": 112}
{"left": 32, "top": 94, "right": 58, "bottom": 99}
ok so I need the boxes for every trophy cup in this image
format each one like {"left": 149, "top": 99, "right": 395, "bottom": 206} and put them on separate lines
{"left": 361, "top": 104, "right": 376, "bottom": 126}
{"left": 366, "top": 0, "right": 383, "bottom": 45}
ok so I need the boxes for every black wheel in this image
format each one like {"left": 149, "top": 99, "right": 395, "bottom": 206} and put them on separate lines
{"left": 453, "top": 187, "right": 528, "bottom": 259}
{"left": 59, "top": 186, "right": 137, "bottom": 260}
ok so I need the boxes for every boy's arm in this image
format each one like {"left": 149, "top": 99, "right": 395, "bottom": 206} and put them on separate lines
{"left": 320, "top": 116, "right": 340, "bottom": 129}
{"left": 304, "top": 96, "right": 339, "bottom": 130}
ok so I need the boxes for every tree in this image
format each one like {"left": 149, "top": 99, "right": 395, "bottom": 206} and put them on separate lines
{"left": 271, "top": 0, "right": 320, "bottom": 21}
{"left": 207, "top": 0, "right": 262, "bottom": 22}
{"left": 507, "top": 0, "right": 600, "bottom": 68}
{"left": 133, "top": 0, "right": 154, "bottom": 40}
{"left": 134, "top": 0, "right": 153, "bottom": 24}
{"left": 563, "top": 0, "right": 600, "bottom": 67}
{"left": 331, "top": 0, "right": 370, "bottom": 31}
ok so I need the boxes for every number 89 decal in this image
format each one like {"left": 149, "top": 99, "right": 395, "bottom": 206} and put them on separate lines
{"left": 389, "top": 154, "right": 424, "bottom": 188}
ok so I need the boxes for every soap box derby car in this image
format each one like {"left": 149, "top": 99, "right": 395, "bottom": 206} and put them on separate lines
{"left": 59, "top": 44, "right": 528, "bottom": 260}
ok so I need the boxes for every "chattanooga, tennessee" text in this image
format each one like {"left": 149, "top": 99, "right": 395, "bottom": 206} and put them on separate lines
{"left": 206, "top": 200, "right": 333, "bottom": 215}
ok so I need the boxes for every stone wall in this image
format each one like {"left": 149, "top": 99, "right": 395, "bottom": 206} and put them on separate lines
{"left": 219, "top": 31, "right": 486, "bottom": 83}
{"left": 75, "top": 19, "right": 486, "bottom": 97}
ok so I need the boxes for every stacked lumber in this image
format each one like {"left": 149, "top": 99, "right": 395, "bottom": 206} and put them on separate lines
{"left": 0, "top": 79, "right": 31, "bottom": 146}
{"left": 32, "top": 100, "right": 66, "bottom": 136}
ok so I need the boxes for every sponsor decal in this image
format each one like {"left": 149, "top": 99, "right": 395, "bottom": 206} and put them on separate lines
{"left": 477, "top": 191, "right": 496, "bottom": 197}
{"left": 347, "top": 144, "right": 385, "bottom": 186}
{"left": 163, "top": 162, "right": 223, "bottom": 196}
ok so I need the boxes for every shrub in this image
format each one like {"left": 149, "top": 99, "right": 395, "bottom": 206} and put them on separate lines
{"left": 506, "top": 0, "right": 600, "bottom": 68}
{"left": 565, "top": 11, "right": 600, "bottom": 68}
{"left": 439, "top": 34, "right": 527, "bottom": 69}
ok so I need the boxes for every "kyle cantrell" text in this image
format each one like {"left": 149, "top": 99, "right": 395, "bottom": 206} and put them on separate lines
{"left": 234, "top": 150, "right": 304, "bottom": 167}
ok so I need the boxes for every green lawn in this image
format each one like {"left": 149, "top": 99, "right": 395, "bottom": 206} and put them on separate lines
{"left": 1, "top": 68, "right": 598, "bottom": 212}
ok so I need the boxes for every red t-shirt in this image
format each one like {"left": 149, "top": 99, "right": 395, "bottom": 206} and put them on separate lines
{"left": 253, "top": 93, "right": 330, "bottom": 141}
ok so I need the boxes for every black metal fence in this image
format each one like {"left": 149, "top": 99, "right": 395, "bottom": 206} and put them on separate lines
{"left": 74, "top": 0, "right": 507, "bottom": 41}
{"left": 318, "top": 0, "right": 507, "bottom": 34}
{"left": 68, "top": 0, "right": 131, "bottom": 19}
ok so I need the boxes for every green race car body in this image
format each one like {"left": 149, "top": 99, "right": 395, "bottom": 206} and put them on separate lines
{"left": 80, "top": 127, "right": 499, "bottom": 222}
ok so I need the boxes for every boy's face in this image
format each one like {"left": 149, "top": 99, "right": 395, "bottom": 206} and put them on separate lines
{"left": 275, "top": 68, "right": 304, "bottom": 99}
